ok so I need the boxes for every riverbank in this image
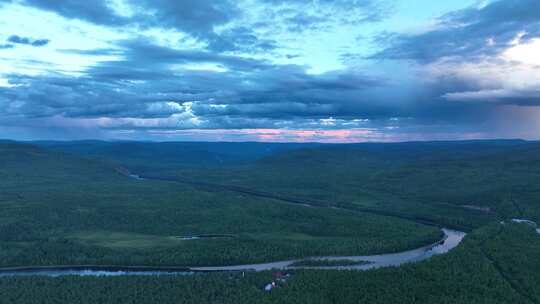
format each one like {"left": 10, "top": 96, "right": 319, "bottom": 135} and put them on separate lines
{"left": 0, "top": 229, "right": 465, "bottom": 277}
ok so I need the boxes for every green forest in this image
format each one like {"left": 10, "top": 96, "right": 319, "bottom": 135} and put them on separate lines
{"left": 0, "top": 142, "right": 441, "bottom": 267}
{"left": 1, "top": 140, "right": 540, "bottom": 303}
{"left": 1, "top": 223, "right": 538, "bottom": 304}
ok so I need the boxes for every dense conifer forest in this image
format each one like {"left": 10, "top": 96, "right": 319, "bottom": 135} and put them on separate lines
{"left": 1, "top": 140, "right": 540, "bottom": 303}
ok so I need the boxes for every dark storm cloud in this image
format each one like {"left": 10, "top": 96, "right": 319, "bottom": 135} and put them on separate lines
{"left": 9, "top": 0, "right": 128, "bottom": 26}
{"left": 60, "top": 39, "right": 272, "bottom": 81}
{"left": 364, "top": 0, "right": 540, "bottom": 116}
{"left": 130, "top": 0, "right": 239, "bottom": 39}
{"left": 4, "top": 0, "right": 255, "bottom": 52}
{"left": 1, "top": 28, "right": 505, "bottom": 134}
{"left": 444, "top": 88, "right": 540, "bottom": 106}
{"left": 373, "top": 0, "right": 540, "bottom": 62}
{"left": 1, "top": 73, "right": 186, "bottom": 119}
{"left": 6, "top": 0, "right": 389, "bottom": 53}
{"left": 263, "top": 0, "right": 392, "bottom": 34}
{"left": 17, "top": 0, "right": 238, "bottom": 32}
{"left": 5, "top": 0, "right": 254, "bottom": 52}
{"left": 263, "top": 0, "right": 392, "bottom": 23}
{"left": 2, "top": 0, "right": 538, "bottom": 140}
{"left": 0, "top": 37, "right": 400, "bottom": 127}
{"left": 205, "top": 26, "right": 278, "bottom": 53}
{"left": 7, "top": 35, "right": 49, "bottom": 47}
{"left": 73, "top": 38, "right": 273, "bottom": 84}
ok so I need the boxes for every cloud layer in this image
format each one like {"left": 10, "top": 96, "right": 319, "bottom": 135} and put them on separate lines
{"left": 1, "top": 0, "right": 540, "bottom": 141}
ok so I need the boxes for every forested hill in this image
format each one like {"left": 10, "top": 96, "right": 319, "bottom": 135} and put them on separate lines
{"left": 33, "top": 140, "right": 321, "bottom": 168}
{"left": 39, "top": 139, "right": 539, "bottom": 229}
{"left": 0, "top": 141, "right": 124, "bottom": 184}
{"left": 33, "top": 139, "right": 536, "bottom": 167}
{"left": 0, "top": 141, "right": 442, "bottom": 268}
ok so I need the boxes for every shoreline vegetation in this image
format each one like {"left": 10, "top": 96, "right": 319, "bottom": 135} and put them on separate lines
{"left": 1, "top": 223, "right": 538, "bottom": 304}
{"left": 0, "top": 229, "right": 463, "bottom": 275}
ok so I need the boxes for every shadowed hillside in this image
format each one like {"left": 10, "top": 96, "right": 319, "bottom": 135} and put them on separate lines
{"left": 42, "top": 140, "right": 540, "bottom": 229}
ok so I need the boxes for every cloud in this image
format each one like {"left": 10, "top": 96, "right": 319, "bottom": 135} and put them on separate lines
{"left": 0, "top": 43, "right": 14, "bottom": 49}
{"left": 0, "top": 38, "right": 388, "bottom": 120}
{"left": 0, "top": 35, "right": 407, "bottom": 136}
{"left": 366, "top": 0, "right": 540, "bottom": 116}
{"left": 444, "top": 88, "right": 540, "bottom": 105}
{"left": 1, "top": 0, "right": 540, "bottom": 141}
{"left": 422, "top": 51, "right": 540, "bottom": 107}
{"left": 7, "top": 35, "right": 49, "bottom": 47}
{"left": 205, "top": 26, "right": 278, "bottom": 53}
{"left": 5, "top": 0, "right": 245, "bottom": 51}
{"left": 262, "top": 0, "right": 392, "bottom": 29}
{"left": 5, "top": 0, "right": 389, "bottom": 53}
{"left": 130, "top": 0, "right": 240, "bottom": 38}
{"left": 372, "top": 0, "right": 540, "bottom": 62}
{"left": 13, "top": 0, "right": 129, "bottom": 26}
{"left": 0, "top": 32, "right": 516, "bottom": 140}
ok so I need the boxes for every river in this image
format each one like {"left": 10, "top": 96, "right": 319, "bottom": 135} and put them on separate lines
{"left": 0, "top": 172, "right": 471, "bottom": 277}
{"left": 511, "top": 219, "right": 540, "bottom": 235}
{"left": 0, "top": 229, "right": 465, "bottom": 277}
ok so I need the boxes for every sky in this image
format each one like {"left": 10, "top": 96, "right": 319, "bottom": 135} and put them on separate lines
{"left": 0, "top": 0, "right": 539, "bottom": 142}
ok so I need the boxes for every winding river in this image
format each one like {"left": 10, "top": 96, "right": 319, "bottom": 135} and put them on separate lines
{"left": 0, "top": 173, "right": 469, "bottom": 277}
{"left": 191, "top": 228, "right": 465, "bottom": 272}
{"left": 0, "top": 229, "right": 465, "bottom": 277}
{"left": 511, "top": 219, "right": 540, "bottom": 235}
